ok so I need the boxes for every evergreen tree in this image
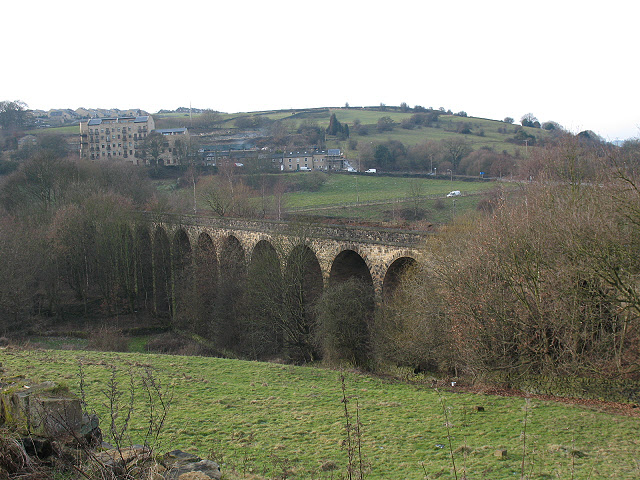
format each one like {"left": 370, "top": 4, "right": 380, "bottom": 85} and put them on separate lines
{"left": 326, "top": 113, "right": 342, "bottom": 136}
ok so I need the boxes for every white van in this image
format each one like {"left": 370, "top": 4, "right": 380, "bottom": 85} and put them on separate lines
{"left": 446, "top": 190, "right": 461, "bottom": 197}
{"left": 365, "top": 168, "right": 377, "bottom": 174}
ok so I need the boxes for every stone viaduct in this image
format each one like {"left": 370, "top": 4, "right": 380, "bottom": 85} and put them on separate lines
{"left": 147, "top": 213, "right": 430, "bottom": 301}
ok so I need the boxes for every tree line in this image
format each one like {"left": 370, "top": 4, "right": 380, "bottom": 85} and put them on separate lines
{"left": 381, "top": 135, "right": 640, "bottom": 379}
{"left": 0, "top": 141, "right": 375, "bottom": 366}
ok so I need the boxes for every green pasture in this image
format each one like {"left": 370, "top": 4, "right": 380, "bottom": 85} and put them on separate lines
{"left": 282, "top": 174, "right": 495, "bottom": 209}
{"left": 178, "top": 173, "right": 500, "bottom": 224}
{"left": 4, "top": 349, "right": 639, "bottom": 479}
{"left": 333, "top": 127, "right": 522, "bottom": 155}
{"left": 304, "top": 193, "right": 483, "bottom": 224}
{"left": 26, "top": 125, "right": 78, "bottom": 136}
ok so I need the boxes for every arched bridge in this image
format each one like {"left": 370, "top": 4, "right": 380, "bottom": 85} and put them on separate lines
{"left": 146, "top": 213, "right": 428, "bottom": 302}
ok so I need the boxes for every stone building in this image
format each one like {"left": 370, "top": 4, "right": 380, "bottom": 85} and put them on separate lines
{"left": 80, "top": 116, "right": 191, "bottom": 165}
{"left": 80, "top": 115, "right": 155, "bottom": 162}
{"left": 281, "top": 149, "right": 345, "bottom": 171}
{"left": 153, "top": 127, "right": 190, "bottom": 166}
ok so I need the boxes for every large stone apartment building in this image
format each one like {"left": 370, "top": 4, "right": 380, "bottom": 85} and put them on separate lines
{"left": 80, "top": 116, "right": 190, "bottom": 165}
{"left": 80, "top": 115, "right": 154, "bottom": 162}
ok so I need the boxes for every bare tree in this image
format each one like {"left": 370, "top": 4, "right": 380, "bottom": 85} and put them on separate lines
{"left": 441, "top": 138, "right": 472, "bottom": 172}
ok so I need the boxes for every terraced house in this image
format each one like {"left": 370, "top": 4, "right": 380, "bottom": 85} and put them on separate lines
{"left": 282, "top": 148, "right": 345, "bottom": 171}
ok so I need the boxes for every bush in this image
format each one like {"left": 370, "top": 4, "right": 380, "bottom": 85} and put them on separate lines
{"left": 289, "top": 170, "right": 327, "bottom": 192}
{"left": 146, "top": 332, "right": 217, "bottom": 356}
{"left": 86, "top": 328, "right": 129, "bottom": 352}
{"left": 376, "top": 116, "right": 394, "bottom": 132}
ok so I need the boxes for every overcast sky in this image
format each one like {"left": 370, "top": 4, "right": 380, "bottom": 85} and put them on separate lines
{"left": 3, "top": 0, "right": 638, "bottom": 140}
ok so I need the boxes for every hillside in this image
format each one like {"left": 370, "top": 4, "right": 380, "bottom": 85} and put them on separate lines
{"left": 15, "top": 105, "right": 550, "bottom": 180}
{"left": 5, "top": 348, "right": 640, "bottom": 479}
{"left": 154, "top": 106, "right": 548, "bottom": 160}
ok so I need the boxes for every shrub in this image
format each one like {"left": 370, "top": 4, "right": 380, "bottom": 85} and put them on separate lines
{"left": 146, "top": 332, "right": 217, "bottom": 356}
{"left": 86, "top": 328, "right": 129, "bottom": 352}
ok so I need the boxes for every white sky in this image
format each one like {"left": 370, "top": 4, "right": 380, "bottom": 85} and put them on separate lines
{"left": 3, "top": 0, "right": 638, "bottom": 141}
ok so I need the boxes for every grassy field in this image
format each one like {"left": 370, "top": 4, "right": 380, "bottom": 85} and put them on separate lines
{"left": 307, "top": 193, "right": 484, "bottom": 224}
{"left": 281, "top": 174, "right": 497, "bottom": 222}
{"left": 3, "top": 349, "right": 639, "bottom": 479}
{"left": 282, "top": 174, "right": 494, "bottom": 208}
{"left": 171, "top": 173, "right": 501, "bottom": 224}
{"left": 25, "top": 125, "right": 78, "bottom": 136}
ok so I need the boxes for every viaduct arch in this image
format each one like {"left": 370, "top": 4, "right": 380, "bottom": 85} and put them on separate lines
{"left": 141, "top": 213, "right": 428, "bottom": 303}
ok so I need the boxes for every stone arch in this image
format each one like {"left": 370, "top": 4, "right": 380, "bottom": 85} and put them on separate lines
{"left": 195, "top": 232, "right": 218, "bottom": 279}
{"left": 326, "top": 244, "right": 374, "bottom": 275}
{"left": 189, "top": 232, "right": 218, "bottom": 337}
{"left": 286, "top": 245, "right": 324, "bottom": 302}
{"left": 134, "top": 225, "right": 153, "bottom": 311}
{"left": 246, "top": 240, "right": 283, "bottom": 357}
{"left": 118, "top": 224, "right": 136, "bottom": 310}
{"left": 171, "top": 229, "right": 193, "bottom": 323}
{"left": 284, "top": 245, "right": 324, "bottom": 363}
{"left": 172, "top": 229, "right": 192, "bottom": 272}
{"left": 250, "top": 240, "right": 280, "bottom": 273}
{"left": 382, "top": 256, "right": 419, "bottom": 302}
{"left": 219, "top": 235, "right": 246, "bottom": 272}
{"left": 325, "top": 249, "right": 376, "bottom": 367}
{"left": 153, "top": 226, "right": 172, "bottom": 315}
{"left": 330, "top": 249, "right": 374, "bottom": 287}
{"left": 247, "top": 234, "right": 277, "bottom": 263}
{"left": 216, "top": 235, "right": 247, "bottom": 349}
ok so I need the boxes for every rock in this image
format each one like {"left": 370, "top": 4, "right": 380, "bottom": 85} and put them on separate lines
{"left": 78, "top": 413, "right": 102, "bottom": 447}
{"left": 162, "top": 449, "right": 202, "bottom": 467}
{"left": 494, "top": 449, "right": 507, "bottom": 459}
{"left": 165, "top": 459, "right": 222, "bottom": 480}
{"left": 21, "top": 436, "right": 53, "bottom": 458}
{"left": 94, "top": 445, "right": 151, "bottom": 469}
{"left": 178, "top": 472, "right": 212, "bottom": 480}
{"left": 1, "top": 381, "right": 82, "bottom": 437}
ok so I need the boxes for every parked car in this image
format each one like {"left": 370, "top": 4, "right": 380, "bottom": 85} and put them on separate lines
{"left": 446, "top": 190, "right": 461, "bottom": 197}
{"left": 365, "top": 168, "right": 377, "bottom": 173}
